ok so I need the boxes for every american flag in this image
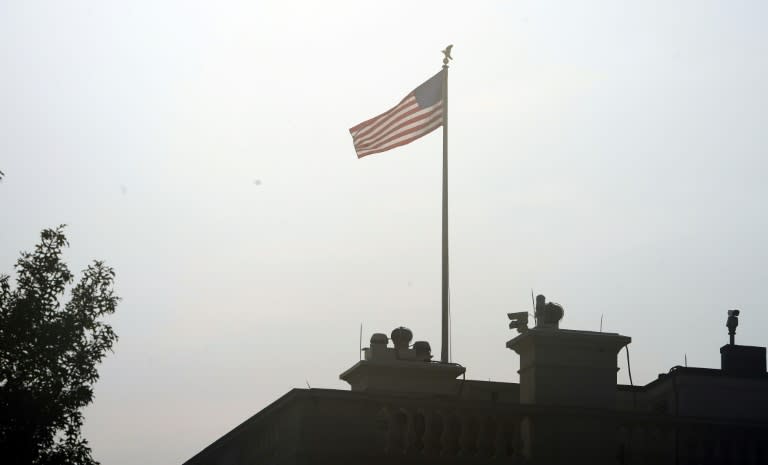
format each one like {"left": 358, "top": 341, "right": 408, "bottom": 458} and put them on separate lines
{"left": 349, "top": 70, "right": 444, "bottom": 158}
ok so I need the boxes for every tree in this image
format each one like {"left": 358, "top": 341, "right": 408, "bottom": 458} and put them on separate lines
{"left": 0, "top": 226, "right": 119, "bottom": 465}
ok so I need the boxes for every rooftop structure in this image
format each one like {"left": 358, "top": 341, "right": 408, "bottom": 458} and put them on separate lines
{"left": 184, "top": 296, "right": 768, "bottom": 465}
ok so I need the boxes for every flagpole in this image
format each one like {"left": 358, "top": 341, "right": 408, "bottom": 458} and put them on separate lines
{"left": 441, "top": 45, "right": 452, "bottom": 364}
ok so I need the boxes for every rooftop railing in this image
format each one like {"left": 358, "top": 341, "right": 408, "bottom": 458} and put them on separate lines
{"left": 185, "top": 389, "right": 768, "bottom": 465}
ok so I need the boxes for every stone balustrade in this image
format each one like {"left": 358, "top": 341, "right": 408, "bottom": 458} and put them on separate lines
{"left": 616, "top": 418, "right": 768, "bottom": 465}
{"left": 374, "top": 404, "right": 524, "bottom": 462}
{"left": 185, "top": 389, "right": 768, "bottom": 465}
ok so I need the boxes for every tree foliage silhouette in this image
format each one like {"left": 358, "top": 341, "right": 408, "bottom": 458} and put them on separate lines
{"left": 0, "top": 226, "right": 119, "bottom": 465}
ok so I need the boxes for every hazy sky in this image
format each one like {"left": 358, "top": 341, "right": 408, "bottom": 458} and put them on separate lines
{"left": 2, "top": 1, "right": 767, "bottom": 463}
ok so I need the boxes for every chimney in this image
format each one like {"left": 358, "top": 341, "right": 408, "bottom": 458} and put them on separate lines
{"left": 339, "top": 326, "right": 465, "bottom": 394}
{"left": 507, "top": 295, "right": 630, "bottom": 408}
{"left": 506, "top": 294, "right": 631, "bottom": 464}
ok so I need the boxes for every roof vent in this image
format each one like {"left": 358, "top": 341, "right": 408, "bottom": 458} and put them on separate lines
{"left": 391, "top": 326, "right": 413, "bottom": 350}
{"left": 535, "top": 294, "right": 564, "bottom": 329}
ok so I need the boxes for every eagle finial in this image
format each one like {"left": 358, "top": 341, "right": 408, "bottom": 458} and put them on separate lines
{"left": 442, "top": 45, "right": 453, "bottom": 66}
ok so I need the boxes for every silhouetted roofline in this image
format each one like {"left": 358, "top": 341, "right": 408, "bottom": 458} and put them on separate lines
{"left": 643, "top": 365, "right": 768, "bottom": 391}
{"left": 184, "top": 386, "right": 509, "bottom": 464}
{"left": 182, "top": 388, "right": 305, "bottom": 464}
{"left": 191, "top": 371, "right": 768, "bottom": 461}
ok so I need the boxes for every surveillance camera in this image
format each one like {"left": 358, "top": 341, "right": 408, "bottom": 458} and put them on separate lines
{"left": 727, "top": 309, "right": 740, "bottom": 317}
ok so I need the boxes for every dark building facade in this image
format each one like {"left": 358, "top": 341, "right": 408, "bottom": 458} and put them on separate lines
{"left": 184, "top": 297, "right": 767, "bottom": 465}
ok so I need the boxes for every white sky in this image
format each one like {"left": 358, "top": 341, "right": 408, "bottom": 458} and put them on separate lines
{"left": 2, "top": 1, "right": 767, "bottom": 463}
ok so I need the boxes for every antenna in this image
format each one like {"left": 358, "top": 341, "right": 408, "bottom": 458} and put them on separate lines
{"left": 530, "top": 289, "right": 536, "bottom": 325}
{"left": 305, "top": 379, "right": 311, "bottom": 389}
{"left": 600, "top": 314, "right": 604, "bottom": 332}
{"left": 359, "top": 323, "right": 363, "bottom": 361}
{"left": 684, "top": 353, "right": 688, "bottom": 367}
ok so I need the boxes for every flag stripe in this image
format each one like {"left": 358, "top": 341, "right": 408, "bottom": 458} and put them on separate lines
{"left": 355, "top": 110, "right": 443, "bottom": 157}
{"left": 354, "top": 103, "right": 442, "bottom": 151}
{"left": 349, "top": 94, "right": 412, "bottom": 135}
{"left": 356, "top": 118, "right": 442, "bottom": 158}
{"left": 351, "top": 97, "right": 420, "bottom": 141}
{"left": 349, "top": 71, "right": 444, "bottom": 158}
{"left": 354, "top": 101, "right": 442, "bottom": 149}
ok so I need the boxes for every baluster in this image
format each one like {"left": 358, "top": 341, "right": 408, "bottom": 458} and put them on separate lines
{"left": 493, "top": 420, "right": 506, "bottom": 462}
{"left": 423, "top": 410, "right": 443, "bottom": 457}
{"left": 375, "top": 407, "right": 391, "bottom": 455}
{"left": 495, "top": 417, "right": 516, "bottom": 460}
{"left": 660, "top": 425, "right": 676, "bottom": 465}
{"left": 406, "top": 409, "right": 425, "bottom": 455}
{"left": 458, "top": 414, "right": 478, "bottom": 457}
{"left": 646, "top": 426, "right": 663, "bottom": 464}
{"left": 685, "top": 429, "right": 698, "bottom": 465}
{"left": 631, "top": 424, "right": 646, "bottom": 465}
{"left": 616, "top": 425, "right": 629, "bottom": 465}
{"left": 733, "top": 429, "right": 746, "bottom": 465}
{"left": 390, "top": 409, "right": 408, "bottom": 455}
{"left": 441, "top": 412, "right": 461, "bottom": 457}
{"left": 477, "top": 416, "right": 496, "bottom": 458}
{"left": 510, "top": 417, "right": 524, "bottom": 462}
